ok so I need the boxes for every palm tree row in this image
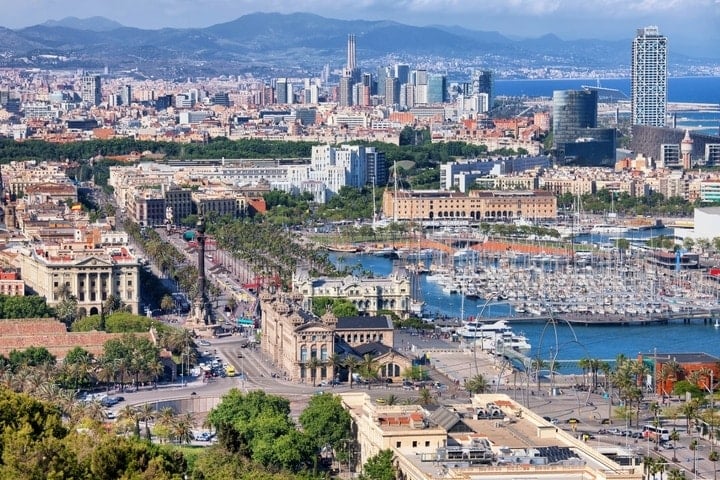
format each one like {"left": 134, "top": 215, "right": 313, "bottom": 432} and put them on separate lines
{"left": 210, "top": 218, "right": 341, "bottom": 285}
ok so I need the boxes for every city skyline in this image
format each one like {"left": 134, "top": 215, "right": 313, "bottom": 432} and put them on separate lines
{"left": 2, "top": 1, "right": 719, "bottom": 58}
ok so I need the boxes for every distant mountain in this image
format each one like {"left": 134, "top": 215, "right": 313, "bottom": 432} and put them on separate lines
{"left": 41, "top": 16, "right": 124, "bottom": 32}
{"left": 0, "top": 12, "right": 711, "bottom": 77}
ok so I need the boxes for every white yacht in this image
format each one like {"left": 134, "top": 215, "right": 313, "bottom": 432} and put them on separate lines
{"left": 457, "top": 320, "right": 532, "bottom": 355}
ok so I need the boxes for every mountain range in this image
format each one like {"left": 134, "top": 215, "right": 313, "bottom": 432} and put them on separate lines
{"left": 0, "top": 12, "right": 710, "bottom": 79}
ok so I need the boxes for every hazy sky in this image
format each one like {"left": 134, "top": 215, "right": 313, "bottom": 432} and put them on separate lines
{"left": 3, "top": 0, "right": 719, "bottom": 57}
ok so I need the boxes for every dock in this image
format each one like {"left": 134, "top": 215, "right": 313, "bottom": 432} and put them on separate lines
{"left": 494, "top": 309, "right": 720, "bottom": 326}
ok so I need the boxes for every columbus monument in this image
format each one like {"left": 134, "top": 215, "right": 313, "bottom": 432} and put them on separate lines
{"left": 191, "top": 215, "right": 213, "bottom": 326}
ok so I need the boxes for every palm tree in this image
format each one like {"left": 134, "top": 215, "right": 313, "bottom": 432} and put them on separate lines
{"left": 578, "top": 357, "right": 591, "bottom": 388}
{"left": 669, "top": 429, "right": 681, "bottom": 462}
{"left": 173, "top": 412, "right": 196, "bottom": 444}
{"left": 384, "top": 394, "right": 398, "bottom": 406}
{"left": 359, "top": 354, "right": 380, "bottom": 389}
{"left": 682, "top": 400, "right": 700, "bottom": 434}
{"left": 117, "top": 404, "right": 141, "bottom": 437}
{"left": 137, "top": 403, "right": 156, "bottom": 440}
{"left": 418, "top": 387, "right": 433, "bottom": 406}
{"left": 343, "top": 356, "right": 360, "bottom": 389}
{"left": 307, "top": 357, "right": 321, "bottom": 387}
{"left": 464, "top": 374, "right": 489, "bottom": 394}
{"left": 667, "top": 468, "right": 686, "bottom": 480}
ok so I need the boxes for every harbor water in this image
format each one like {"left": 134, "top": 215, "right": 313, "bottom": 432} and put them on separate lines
{"left": 331, "top": 253, "right": 720, "bottom": 372}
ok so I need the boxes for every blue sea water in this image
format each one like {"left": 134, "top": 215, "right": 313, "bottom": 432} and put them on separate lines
{"left": 495, "top": 76, "right": 720, "bottom": 137}
{"left": 331, "top": 253, "right": 720, "bottom": 371}
{"left": 494, "top": 77, "right": 720, "bottom": 104}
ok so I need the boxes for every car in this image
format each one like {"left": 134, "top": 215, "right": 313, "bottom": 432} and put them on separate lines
{"left": 402, "top": 381, "right": 413, "bottom": 391}
{"left": 237, "top": 352, "right": 243, "bottom": 358}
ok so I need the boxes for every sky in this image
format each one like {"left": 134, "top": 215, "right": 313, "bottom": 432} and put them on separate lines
{"left": 2, "top": 0, "right": 719, "bottom": 57}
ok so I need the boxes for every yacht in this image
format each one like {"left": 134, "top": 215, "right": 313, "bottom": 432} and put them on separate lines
{"left": 590, "top": 224, "right": 629, "bottom": 234}
{"left": 456, "top": 320, "right": 532, "bottom": 355}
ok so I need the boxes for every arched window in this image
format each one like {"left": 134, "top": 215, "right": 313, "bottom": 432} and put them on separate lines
{"left": 300, "top": 346, "right": 308, "bottom": 362}
{"left": 311, "top": 346, "right": 318, "bottom": 359}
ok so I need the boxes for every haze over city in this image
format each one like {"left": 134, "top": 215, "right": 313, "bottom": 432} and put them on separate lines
{"left": 2, "top": 0, "right": 719, "bottom": 58}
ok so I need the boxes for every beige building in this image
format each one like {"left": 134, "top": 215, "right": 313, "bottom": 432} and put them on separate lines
{"left": 260, "top": 291, "right": 410, "bottom": 384}
{"left": 18, "top": 243, "right": 140, "bottom": 315}
{"left": 341, "top": 392, "right": 643, "bottom": 480}
{"left": 382, "top": 189, "right": 557, "bottom": 222}
{"left": 292, "top": 268, "right": 413, "bottom": 317}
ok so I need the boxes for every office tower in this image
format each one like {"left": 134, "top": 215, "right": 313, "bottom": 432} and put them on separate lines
{"left": 120, "top": 84, "right": 132, "bottom": 106}
{"left": 339, "top": 76, "right": 353, "bottom": 107}
{"left": 275, "top": 78, "right": 288, "bottom": 104}
{"left": 376, "top": 66, "right": 390, "bottom": 99}
{"left": 80, "top": 73, "right": 101, "bottom": 106}
{"left": 631, "top": 26, "right": 667, "bottom": 127}
{"left": 345, "top": 34, "right": 361, "bottom": 82}
{"left": 394, "top": 64, "right": 410, "bottom": 86}
{"left": 427, "top": 74, "right": 447, "bottom": 104}
{"left": 552, "top": 89, "right": 616, "bottom": 165}
{"left": 473, "top": 70, "right": 493, "bottom": 105}
{"left": 413, "top": 69, "right": 428, "bottom": 86}
{"left": 384, "top": 77, "right": 399, "bottom": 106}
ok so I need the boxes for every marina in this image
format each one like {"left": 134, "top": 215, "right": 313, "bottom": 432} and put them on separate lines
{"left": 330, "top": 244, "right": 720, "bottom": 371}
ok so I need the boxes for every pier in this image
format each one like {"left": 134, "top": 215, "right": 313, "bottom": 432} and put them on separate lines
{"left": 489, "top": 309, "right": 720, "bottom": 326}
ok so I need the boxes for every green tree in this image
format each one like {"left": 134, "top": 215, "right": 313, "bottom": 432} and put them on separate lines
{"left": 361, "top": 449, "right": 396, "bottom": 480}
{"left": 299, "top": 393, "right": 352, "bottom": 452}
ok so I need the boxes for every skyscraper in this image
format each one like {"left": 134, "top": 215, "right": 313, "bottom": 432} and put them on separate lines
{"left": 473, "top": 70, "right": 493, "bottom": 108}
{"left": 553, "top": 89, "right": 616, "bottom": 165}
{"left": 80, "top": 73, "right": 101, "bottom": 106}
{"left": 345, "top": 34, "right": 361, "bottom": 82}
{"left": 631, "top": 26, "right": 667, "bottom": 127}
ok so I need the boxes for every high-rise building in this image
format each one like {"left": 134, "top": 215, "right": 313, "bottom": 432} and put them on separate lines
{"left": 339, "top": 76, "right": 353, "bottom": 107}
{"left": 394, "top": 64, "right": 409, "bottom": 86}
{"left": 384, "top": 77, "right": 399, "bottom": 106}
{"left": 120, "top": 84, "right": 132, "bottom": 106}
{"left": 376, "top": 67, "right": 390, "bottom": 99}
{"left": 427, "top": 74, "right": 447, "bottom": 104}
{"left": 631, "top": 26, "right": 667, "bottom": 127}
{"left": 552, "top": 89, "right": 616, "bottom": 165}
{"left": 80, "top": 73, "right": 101, "bottom": 106}
{"left": 345, "top": 34, "right": 361, "bottom": 82}
{"left": 473, "top": 70, "right": 493, "bottom": 106}
{"left": 275, "top": 78, "right": 289, "bottom": 104}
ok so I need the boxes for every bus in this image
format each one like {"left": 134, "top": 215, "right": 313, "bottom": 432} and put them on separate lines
{"left": 642, "top": 424, "right": 670, "bottom": 442}
{"left": 225, "top": 365, "right": 236, "bottom": 377}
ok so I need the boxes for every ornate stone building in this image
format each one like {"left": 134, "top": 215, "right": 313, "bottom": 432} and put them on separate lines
{"left": 260, "top": 291, "right": 411, "bottom": 384}
{"left": 18, "top": 243, "right": 140, "bottom": 315}
{"left": 292, "top": 268, "right": 413, "bottom": 317}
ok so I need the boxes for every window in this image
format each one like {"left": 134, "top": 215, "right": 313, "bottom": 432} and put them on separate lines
{"left": 396, "top": 441, "right": 401, "bottom": 448}
{"left": 321, "top": 345, "right": 328, "bottom": 361}
{"left": 300, "top": 346, "right": 308, "bottom": 362}
{"left": 425, "top": 441, "right": 430, "bottom": 447}
{"left": 412, "top": 441, "right": 417, "bottom": 448}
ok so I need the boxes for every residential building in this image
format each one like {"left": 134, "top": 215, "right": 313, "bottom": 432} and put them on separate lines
{"left": 631, "top": 26, "right": 667, "bottom": 127}
{"left": 80, "top": 73, "right": 101, "bottom": 106}
{"left": 341, "top": 392, "right": 643, "bottom": 480}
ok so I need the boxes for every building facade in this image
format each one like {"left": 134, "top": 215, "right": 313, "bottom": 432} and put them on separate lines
{"left": 292, "top": 268, "right": 413, "bottom": 317}
{"left": 631, "top": 26, "right": 667, "bottom": 127}
{"left": 18, "top": 244, "right": 140, "bottom": 315}
{"left": 382, "top": 189, "right": 557, "bottom": 222}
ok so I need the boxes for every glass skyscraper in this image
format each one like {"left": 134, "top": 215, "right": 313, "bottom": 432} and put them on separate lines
{"left": 631, "top": 26, "right": 667, "bottom": 127}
